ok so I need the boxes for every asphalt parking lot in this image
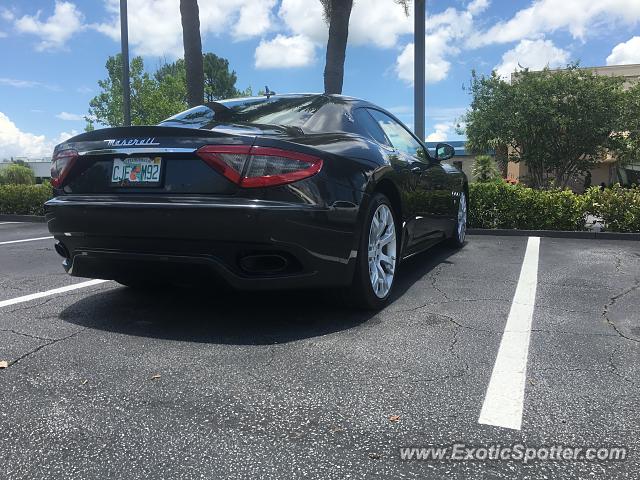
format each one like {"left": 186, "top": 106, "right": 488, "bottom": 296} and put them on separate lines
{"left": 0, "top": 221, "right": 638, "bottom": 479}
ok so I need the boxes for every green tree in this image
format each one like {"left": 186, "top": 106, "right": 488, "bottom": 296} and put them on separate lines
{"left": 611, "top": 82, "right": 640, "bottom": 167}
{"left": 463, "top": 66, "right": 627, "bottom": 189}
{"left": 472, "top": 154, "right": 500, "bottom": 182}
{"left": 0, "top": 164, "right": 35, "bottom": 185}
{"left": 203, "top": 53, "right": 244, "bottom": 101}
{"left": 89, "top": 54, "right": 188, "bottom": 126}
{"left": 157, "top": 55, "right": 250, "bottom": 102}
{"left": 90, "top": 53, "right": 250, "bottom": 127}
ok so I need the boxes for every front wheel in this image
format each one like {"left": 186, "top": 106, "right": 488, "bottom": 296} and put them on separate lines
{"left": 344, "top": 193, "right": 398, "bottom": 310}
{"left": 448, "top": 191, "right": 467, "bottom": 248}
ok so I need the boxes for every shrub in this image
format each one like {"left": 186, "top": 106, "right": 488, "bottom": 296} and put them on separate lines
{"left": 0, "top": 183, "right": 53, "bottom": 216}
{"left": 583, "top": 184, "right": 640, "bottom": 233}
{"left": 0, "top": 164, "right": 35, "bottom": 185}
{"left": 472, "top": 154, "right": 500, "bottom": 182}
{"left": 469, "top": 181, "right": 588, "bottom": 231}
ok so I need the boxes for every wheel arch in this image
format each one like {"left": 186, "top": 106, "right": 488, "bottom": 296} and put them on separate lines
{"left": 371, "top": 177, "right": 404, "bottom": 250}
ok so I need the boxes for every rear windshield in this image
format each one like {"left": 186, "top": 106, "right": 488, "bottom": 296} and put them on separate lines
{"left": 161, "top": 95, "right": 350, "bottom": 133}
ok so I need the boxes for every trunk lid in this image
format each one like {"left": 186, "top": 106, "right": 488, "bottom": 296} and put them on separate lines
{"left": 57, "top": 126, "right": 256, "bottom": 195}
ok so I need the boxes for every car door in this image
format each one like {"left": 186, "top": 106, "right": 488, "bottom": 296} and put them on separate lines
{"left": 365, "top": 109, "right": 449, "bottom": 251}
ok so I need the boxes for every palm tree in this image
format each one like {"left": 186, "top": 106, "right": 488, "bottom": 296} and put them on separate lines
{"left": 321, "top": 0, "right": 353, "bottom": 95}
{"left": 321, "top": 0, "right": 410, "bottom": 95}
{"left": 180, "top": 0, "right": 204, "bottom": 107}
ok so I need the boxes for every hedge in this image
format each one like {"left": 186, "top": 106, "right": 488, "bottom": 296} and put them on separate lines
{"left": 583, "top": 184, "right": 640, "bottom": 233}
{"left": 0, "top": 183, "right": 53, "bottom": 216}
{"left": 469, "top": 182, "right": 587, "bottom": 231}
{"left": 469, "top": 181, "right": 640, "bottom": 233}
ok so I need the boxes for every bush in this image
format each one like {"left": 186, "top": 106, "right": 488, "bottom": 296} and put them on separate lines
{"left": 0, "top": 183, "right": 53, "bottom": 216}
{"left": 0, "top": 164, "right": 36, "bottom": 185}
{"left": 583, "top": 184, "right": 640, "bottom": 233}
{"left": 472, "top": 155, "right": 500, "bottom": 182}
{"left": 469, "top": 181, "right": 588, "bottom": 231}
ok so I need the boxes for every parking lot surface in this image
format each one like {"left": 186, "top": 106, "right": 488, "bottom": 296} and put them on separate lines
{"left": 0, "top": 221, "right": 638, "bottom": 479}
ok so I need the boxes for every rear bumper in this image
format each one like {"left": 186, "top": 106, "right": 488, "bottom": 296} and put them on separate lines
{"left": 44, "top": 195, "right": 361, "bottom": 290}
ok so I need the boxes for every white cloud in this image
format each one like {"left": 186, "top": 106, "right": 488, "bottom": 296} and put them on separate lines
{"left": 277, "top": 0, "right": 326, "bottom": 44}
{"left": 56, "top": 112, "right": 85, "bottom": 121}
{"left": 279, "top": 0, "right": 413, "bottom": 48}
{"left": 349, "top": 0, "right": 413, "bottom": 48}
{"left": 606, "top": 36, "right": 640, "bottom": 66}
{"left": 426, "top": 123, "right": 452, "bottom": 142}
{"left": 467, "top": 0, "right": 490, "bottom": 16}
{"left": 494, "top": 39, "right": 570, "bottom": 79}
{"left": 0, "top": 77, "right": 60, "bottom": 91}
{"left": 255, "top": 35, "right": 316, "bottom": 69}
{"left": 469, "top": 0, "right": 640, "bottom": 47}
{"left": 77, "top": 86, "right": 93, "bottom": 94}
{"left": 273, "top": 0, "right": 415, "bottom": 75}
{"left": 54, "top": 129, "right": 79, "bottom": 144}
{"left": 395, "top": 1, "right": 489, "bottom": 85}
{"left": 14, "top": 1, "right": 84, "bottom": 51}
{"left": 232, "top": 0, "right": 276, "bottom": 40}
{"left": 0, "top": 31, "right": 6, "bottom": 38}
{"left": 396, "top": 38, "right": 454, "bottom": 85}
{"left": 0, "top": 112, "right": 55, "bottom": 159}
{"left": 96, "top": 0, "right": 276, "bottom": 58}
{"left": 0, "top": 8, "right": 14, "bottom": 21}
{"left": 0, "top": 77, "right": 40, "bottom": 88}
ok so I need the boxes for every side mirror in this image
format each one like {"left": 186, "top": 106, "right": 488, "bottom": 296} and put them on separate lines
{"left": 436, "top": 143, "right": 455, "bottom": 161}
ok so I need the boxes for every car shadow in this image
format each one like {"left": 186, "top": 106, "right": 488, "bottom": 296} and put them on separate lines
{"left": 60, "top": 243, "right": 457, "bottom": 345}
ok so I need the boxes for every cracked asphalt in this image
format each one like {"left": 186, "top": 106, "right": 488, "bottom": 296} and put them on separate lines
{"left": 0, "top": 221, "right": 638, "bottom": 479}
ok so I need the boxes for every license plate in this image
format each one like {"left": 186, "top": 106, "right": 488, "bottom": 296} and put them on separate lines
{"left": 111, "top": 157, "right": 162, "bottom": 185}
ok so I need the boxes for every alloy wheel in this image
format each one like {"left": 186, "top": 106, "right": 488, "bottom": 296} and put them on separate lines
{"left": 368, "top": 204, "right": 397, "bottom": 298}
{"left": 457, "top": 193, "right": 467, "bottom": 243}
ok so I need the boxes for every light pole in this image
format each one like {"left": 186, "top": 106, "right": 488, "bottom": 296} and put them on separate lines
{"left": 120, "top": 0, "right": 131, "bottom": 126}
{"left": 414, "top": 0, "right": 425, "bottom": 141}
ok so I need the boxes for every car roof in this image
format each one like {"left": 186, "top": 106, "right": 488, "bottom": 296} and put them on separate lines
{"left": 219, "top": 92, "right": 370, "bottom": 107}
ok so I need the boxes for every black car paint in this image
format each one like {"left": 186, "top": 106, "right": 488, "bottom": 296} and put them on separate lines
{"left": 45, "top": 94, "right": 466, "bottom": 289}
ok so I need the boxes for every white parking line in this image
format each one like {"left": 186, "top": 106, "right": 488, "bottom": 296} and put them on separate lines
{"left": 0, "top": 236, "right": 54, "bottom": 246}
{"left": 478, "top": 236, "right": 541, "bottom": 431}
{"left": 0, "top": 222, "right": 22, "bottom": 225}
{"left": 0, "top": 279, "right": 110, "bottom": 309}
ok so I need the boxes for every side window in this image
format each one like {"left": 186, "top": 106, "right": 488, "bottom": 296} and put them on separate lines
{"left": 367, "top": 109, "right": 427, "bottom": 161}
{"left": 353, "top": 108, "right": 391, "bottom": 147}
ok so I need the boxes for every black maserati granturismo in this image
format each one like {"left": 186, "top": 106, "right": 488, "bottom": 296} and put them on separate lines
{"left": 45, "top": 94, "right": 468, "bottom": 309}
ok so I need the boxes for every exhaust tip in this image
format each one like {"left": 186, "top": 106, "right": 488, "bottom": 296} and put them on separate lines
{"left": 239, "top": 254, "right": 289, "bottom": 275}
{"left": 54, "top": 241, "right": 70, "bottom": 259}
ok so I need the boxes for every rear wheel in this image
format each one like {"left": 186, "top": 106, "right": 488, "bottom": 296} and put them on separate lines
{"left": 344, "top": 193, "right": 398, "bottom": 310}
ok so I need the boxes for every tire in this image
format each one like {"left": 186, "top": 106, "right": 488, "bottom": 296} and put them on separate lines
{"left": 448, "top": 191, "right": 467, "bottom": 248}
{"left": 344, "top": 193, "right": 399, "bottom": 310}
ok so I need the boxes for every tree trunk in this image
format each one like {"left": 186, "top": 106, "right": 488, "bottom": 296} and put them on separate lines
{"left": 180, "top": 0, "right": 204, "bottom": 107}
{"left": 323, "top": 0, "right": 353, "bottom": 95}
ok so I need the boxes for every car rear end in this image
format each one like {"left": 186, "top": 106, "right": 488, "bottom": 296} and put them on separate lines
{"left": 45, "top": 122, "right": 365, "bottom": 290}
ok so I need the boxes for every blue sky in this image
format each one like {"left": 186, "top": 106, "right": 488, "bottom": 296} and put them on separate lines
{"left": 0, "top": 0, "right": 639, "bottom": 159}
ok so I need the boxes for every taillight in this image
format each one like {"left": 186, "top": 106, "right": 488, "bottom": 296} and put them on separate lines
{"left": 196, "top": 145, "right": 323, "bottom": 188}
{"left": 51, "top": 149, "right": 79, "bottom": 188}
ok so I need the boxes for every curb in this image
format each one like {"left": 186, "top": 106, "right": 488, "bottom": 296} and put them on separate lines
{"left": 468, "top": 228, "right": 640, "bottom": 241}
{"left": 0, "top": 214, "right": 46, "bottom": 223}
